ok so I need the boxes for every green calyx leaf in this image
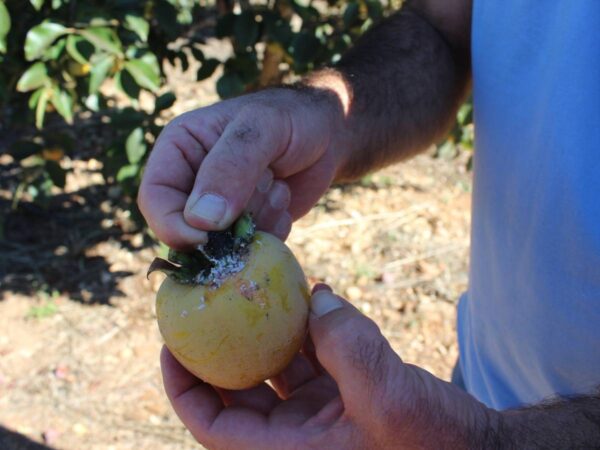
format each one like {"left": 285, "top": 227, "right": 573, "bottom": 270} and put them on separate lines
{"left": 233, "top": 213, "right": 255, "bottom": 243}
{"left": 147, "top": 248, "right": 212, "bottom": 284}
{"left": 148, "top": 214, "right": 256, "bottom": 285}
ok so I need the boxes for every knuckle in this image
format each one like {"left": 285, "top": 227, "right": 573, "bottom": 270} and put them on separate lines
{"left": 211, "top": 143, "right": 253, "bottom": 174}
{"left": 227, "top": 109, "right": 262, "bottom": 145}
{"left": 237, "top": 102, "right": 291, "bottom": 140}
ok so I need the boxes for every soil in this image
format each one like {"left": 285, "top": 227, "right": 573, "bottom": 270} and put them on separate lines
{"left": 0, "top": 39, "right": 472, "bottom": 450}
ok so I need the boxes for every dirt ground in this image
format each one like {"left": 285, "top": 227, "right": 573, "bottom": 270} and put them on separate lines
{"left": 0, "top": 40, "right": 472, "bottom": 450}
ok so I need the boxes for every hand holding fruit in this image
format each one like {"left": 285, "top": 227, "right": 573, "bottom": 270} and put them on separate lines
{"left": 161, "top": 285, "right": 501, "bottom": 449}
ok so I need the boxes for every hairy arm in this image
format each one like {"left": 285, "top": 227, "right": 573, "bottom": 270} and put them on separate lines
{"left": 300, "top": 0, "right": 472, "bottom": 181}
{"left": 491, "top": 389, "right": 600, "bottom": 448}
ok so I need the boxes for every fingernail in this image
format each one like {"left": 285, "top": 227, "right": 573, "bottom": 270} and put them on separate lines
{"left": 312, "top": 283, "right": 332, "bottom": 294}
{"left": 269, "top": 183, "right": 290, "bottom": 210}
{"left": 189, "top": 193, "right": 227, "bottom": 225}
{"left": 311, "top": 290, "right": 343, "bottom": 317}
{"left": 273, "top": 213, "right": 291, "bottom": 238}
{"left": 257, "top": 169, "right": 273, "bottom": 193}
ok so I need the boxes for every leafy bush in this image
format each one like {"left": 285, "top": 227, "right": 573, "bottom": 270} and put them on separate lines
{"left": 0, "top": 0, "right": 471, "bottom": 227}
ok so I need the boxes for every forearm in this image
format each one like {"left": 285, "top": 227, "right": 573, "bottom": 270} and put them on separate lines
{"left": 303, "top": 5, "right": 471, "bottom": 181}
{"left": 488, "top": 390, "right": 600, "bottom": 448}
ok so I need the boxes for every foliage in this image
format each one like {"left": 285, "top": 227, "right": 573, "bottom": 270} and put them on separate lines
{"left": 435, "top": 99, "right": 474, "bottom": 167}
{"left": 0, "top": 0, "right": 472, "bottom": 229}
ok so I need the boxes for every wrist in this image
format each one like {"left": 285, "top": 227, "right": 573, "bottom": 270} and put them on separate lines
{"left": 477, "top": 408, "right": 512, "bottom": 449}
{"left": 291, "top": 70, "right": 355, "bottom": 182}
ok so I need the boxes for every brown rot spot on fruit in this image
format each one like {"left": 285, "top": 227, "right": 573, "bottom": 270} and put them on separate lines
{"left": 238, "top": 280, "right": 259, "bottom": 301}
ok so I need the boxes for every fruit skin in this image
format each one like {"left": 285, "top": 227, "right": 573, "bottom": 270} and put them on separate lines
{"left": 156, "top": 231, "right": 310, "bottom": 390}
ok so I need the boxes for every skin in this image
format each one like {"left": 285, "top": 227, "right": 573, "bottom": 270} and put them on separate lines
{"left": 139, "top": 0, "right": 600, "bottom": 447}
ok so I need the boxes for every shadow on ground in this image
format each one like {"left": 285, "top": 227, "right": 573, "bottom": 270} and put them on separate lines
{"left": 0, "top": 177, "right": 148, "bottom": 304}
{"left": 0, "top": 426, "right": 55, "bottom": 450}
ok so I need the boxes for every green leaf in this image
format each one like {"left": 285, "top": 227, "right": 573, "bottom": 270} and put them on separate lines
{"left": 45, "top": 160, "right": 66, "bottom": 188}
{"left": 116, "top": 163, "right": 139, "bottom": 182}
{"left": 50, "top": 85, "right": 73, "bottom": 124}
{"left": 196, "top": 58, "right": 219, "bottom": 81}
{"left": 124, "top": 58, "right": 160, "bottom": 92}
{"left": 225, "top": 53, "right": 259, "bottom": 84}
{"left": 457, "top": 102, "right": 473, "bottom": 124}
{"left": 234, "top": 12, "right": 259, "bottom": 49}
{"left": 43, "top": 36, "right": 66, "bottom": 60}
{"left": 154, "top": 92, "right": 176, "bottom": 113}
{"left": 85, "top": 93, "right": 99, "bottom": 111}
{"left": 66, "top": 34, "right": 94, "bottom": 64}
{"left": 89, "top": 53, "right": 114, "bottom": 94}
{"left": 365, "top": 0, "right": 383, "bottom": 21}
{"left": 125, "top": 127, "right": 146, "bottom": 164}
{"left": 289, "top": 31, "right": 321, "bottom": 66}
{"left": 0, "top": 1, "right": 11, "bottom": 54}
{"left": 154, "top": 0, "right": 179, "bottom": 39}
{"left": 79, "top": 27, "right": 123, "bottom": 56}
{"left": 30, "top": 0, "right": 45, "bottom": 11}
{"left": 35, "top": 87, "right": 51, "bottom": 129}
{"left": 108, "top": 107, "right": 146, "bottom": 129}
{"left": 264, "top": 14, "right": 293, "bottom": 46}
{"left": 343, "top": 2, "right": 360, "bottom": 28}
{"left": 24, "top": 21, "right": 68, "bottom": 61}
{"left": 28, "top": 86, "right": 44, "bottom": 108}
{"left": 115, "top": 68, "right": 141, "bottom": 99}
{"left": 124, "top": 14, "right": 149, "bottom": 42}
{"left": 216, "top": 72, "right": 244, "bottom": 99}
{"left": 215, "top": 13, "right": 235, "bottom": 39}
{"left": 139, "top": 51, "right": 160, "bottom": 75}
{"left": 17, "top": 62, "right": 49, "bottom": 92}
{"left": 360, "top": 18, "right": 373, "bottom": 33}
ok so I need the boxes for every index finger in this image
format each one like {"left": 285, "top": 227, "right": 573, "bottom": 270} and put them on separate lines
{"left": 183, "top": 103, "right": 293, "bottom": 230}
{"left": 138, "top": 116, "right": 219, "bottom": 248}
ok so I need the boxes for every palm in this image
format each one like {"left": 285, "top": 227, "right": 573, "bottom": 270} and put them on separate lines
{"left": 161, "top": 346, "right": 344, "bottom": 449}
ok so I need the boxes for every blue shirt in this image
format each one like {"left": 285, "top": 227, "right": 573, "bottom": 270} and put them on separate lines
{"left": 458, "top": 1, "right": 600, "bottom": 409}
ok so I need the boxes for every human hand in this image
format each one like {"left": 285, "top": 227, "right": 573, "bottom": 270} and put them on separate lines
{"left": 160, "top": 285, "right": 501, "bottom": 449}
{"left": 138, "top": 88, "right": 342, "bottom": 249}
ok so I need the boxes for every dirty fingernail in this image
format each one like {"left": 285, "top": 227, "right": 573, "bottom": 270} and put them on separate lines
{"left": 189, "top": 193, "right": 227, "bottom": 225}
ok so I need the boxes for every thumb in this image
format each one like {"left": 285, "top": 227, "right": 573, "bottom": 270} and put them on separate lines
{"left": 309, "top": 287, "right": 403, "bottom": 412}
{"left": 183, "top": 104, "right": 292, "bottom": 230}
